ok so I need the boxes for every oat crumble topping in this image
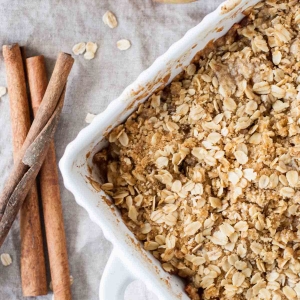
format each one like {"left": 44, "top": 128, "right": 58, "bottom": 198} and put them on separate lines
{"left": 96, "top": 1, "right": 300, "bottom": 299}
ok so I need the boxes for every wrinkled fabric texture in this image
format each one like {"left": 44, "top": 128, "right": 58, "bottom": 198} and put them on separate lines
{"left": 0, "top": 0, "right": 222, "bottom": 299}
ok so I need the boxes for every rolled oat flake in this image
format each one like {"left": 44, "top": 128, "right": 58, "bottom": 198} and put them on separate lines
{"left": 1, "top": 253, "right": 12, "bottom": 266}
{"left": 117, "top": 39, "right": 131, "bottom": 51}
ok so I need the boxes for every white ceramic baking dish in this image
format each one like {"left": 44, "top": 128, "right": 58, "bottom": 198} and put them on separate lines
{"left": 59, "top": 0, "right": 260, "bottom": 299}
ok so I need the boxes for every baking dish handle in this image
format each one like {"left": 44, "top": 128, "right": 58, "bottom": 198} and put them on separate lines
{"left": 99, "top": 249, "right": 136, "bottom": 300}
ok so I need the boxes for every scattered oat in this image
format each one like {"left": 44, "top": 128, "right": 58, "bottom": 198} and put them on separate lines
{"left": 86, "top": 42, "right": 98, "bottom": 54}
{"left": 101, "top": 183, "right": 114, "bottom": 191}
{"left": 209, "top": 197, "right": 221, "bottom": 208}
{"left": 90, "top": 180, "right": 101, "bottom": 192}
{"left": 228, "top": 172, "right": 239, "bottom": 185}
{"left": 0, "top": 253, "right": 12, "bottom": 266}
{"left": 85, "top": 113, "right": 96, "bottom": 124}
{"left": 271, "top": 85, "right": 285, "bottom": 99}
{"left": 232, "top": 272, "right": 245, "bottom": 287}
{"left": 224, "top": 98, "right": 237, "bottom": 111}
{"left": 141, "top": 223, "right": 152, "bottom": 234}
{"left": 72, "top": 42, "right": 86, "bottom": 55}
{"left": 184, "top": 221, "right": 201, "bottom": 236}
{"left": 286, "top": 170, "right": 298, "bottom": 187}
{"left": 83, "top": 42, "right": 98, "bottom": 60}
{"left": 0, "top": 86, "right": 7, "bottom": 97}
{"left": 243, "top": 169, "right": 257, "bottom": 181}
{"left": 280, "top": 187, "right": 295, "bottom": 198}
{"left": 102, "top": 11, "right": 118, "bottom": 28}
{"left": 117, "top": 39, "right": 131, "bottom": 51}
{"left": 187, "top": 64, "right": 196, "bottom": 76}
{"left": 144, "top": 241, "right": 159, "bottom": 251}
{"left": 234, "top": 151, "right": 248, "bottom": 165}
{"left": 273, "top": 100, "right": 289, "bottom": 112}
{"left": 272, "top": 50, "right": 282, "bottom": 65}
{"left": 220, "top": 222, "right": 235, "bottom": 236}
{"left": 119, "top": 131, "right": 129, "bottom": 147}
{"left": 253, "top": 82, "right": 269, "bottom": 95}
{"left": 84, "top": 51, "right": 95, "bottom": 60}
{"left": 283, "top": 286, "right": 297, "bottom": 299}
{"left": 234, "top": 221, "right": 248, "bottom": 232}
{"left": 259, "top": 175, "right": 269, "bottom": 189}
{"left": 128, "top": 206, "right": 138, "bottom": 222}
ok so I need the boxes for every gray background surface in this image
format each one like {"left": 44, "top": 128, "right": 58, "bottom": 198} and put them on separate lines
{"left": 0, "top": 0, "right": 222, "bottom": 299}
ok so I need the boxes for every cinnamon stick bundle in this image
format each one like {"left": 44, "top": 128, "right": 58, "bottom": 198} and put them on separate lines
{"left": 3, "top": 44, "right": 47, "bottom": 296}
{"left": 27, "top": 56, "right": 72, "bottom": 300}
{"left": 0, "top": 50, "right": 74, "bottom": 248}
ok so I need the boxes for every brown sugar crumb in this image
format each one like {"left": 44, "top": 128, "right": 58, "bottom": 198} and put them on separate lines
{"left": 97, "top": 1, "right": 300, "bottom": 299}
{"left": 185, "top": 284, "right": 201, "bottom": 300}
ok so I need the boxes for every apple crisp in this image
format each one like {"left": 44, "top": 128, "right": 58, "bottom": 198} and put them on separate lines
{"left": 96, "top": 1, "right": 300, "bottom": 299}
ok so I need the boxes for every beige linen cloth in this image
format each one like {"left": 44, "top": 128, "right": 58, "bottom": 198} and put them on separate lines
{"left": 0, "top": 0, "right": 222, "bottom": 299}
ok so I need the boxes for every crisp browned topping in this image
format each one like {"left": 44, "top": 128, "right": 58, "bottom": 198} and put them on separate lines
{"left": 99, "top": 1, "right": 300, "bottom": 299}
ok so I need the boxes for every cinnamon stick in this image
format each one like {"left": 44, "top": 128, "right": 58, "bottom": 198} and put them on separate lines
{"left": 0, "top": 51, "right": 74, "bottom": 222}
{"left": 0, "top": 50, "right": 74, "bottom": 247}
{"left": 0, "top": 91, "right": 65, "bottom": 246}
{"left": 3, "top": 44, "right": 47, "bottom": 296}
{"left": 26, "top": 55, "right": 72, "bottom": 300}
